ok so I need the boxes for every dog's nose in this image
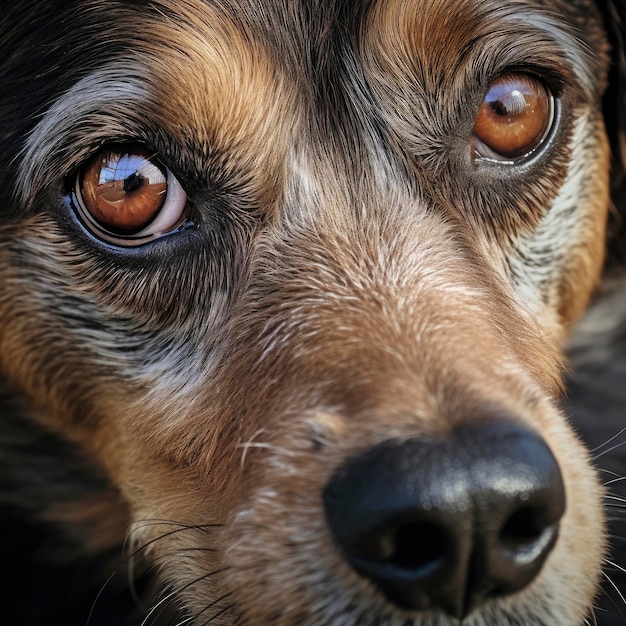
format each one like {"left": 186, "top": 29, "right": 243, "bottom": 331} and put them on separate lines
{"left": 323, "top": 421, "right": 565, "bottom": 619}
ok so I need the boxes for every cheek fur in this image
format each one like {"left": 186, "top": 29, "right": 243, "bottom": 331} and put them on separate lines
{"left": 507, "top": 111, "right": 610, "bottom": 341}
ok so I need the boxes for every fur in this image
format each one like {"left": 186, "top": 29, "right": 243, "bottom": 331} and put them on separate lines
{"left": 1, "top": 0, "right": 626, "bottom": 624}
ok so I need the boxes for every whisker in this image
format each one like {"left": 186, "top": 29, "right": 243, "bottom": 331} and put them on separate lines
{"left": 606, "top": 559, "right": 626, "bottom": 575}
{"left": 202, "top": 603, "right": 235, "bottom": 625}
{"left": 87, "top": 561, "right": 134, "bottom": 626}
{"left": 185, "top": 591, "right": 235, "bottom": 626}
{"left": 126, "top": 523, "right": 222, "bottom": 563}
{"left": 128, "top": 520, "right": 222, "bottom": 541}
{"left": 140, "top": 569, "right": 228, "bottom": 626}
{"left": 594, "top": 440, "right": 626, "bottom": 460}
{"left": 604, "top": 475, "right": 626, "bottom": 487}
{"left": 237, "top": 428, "right": 267, "bottom": 467}
{"left": 602, "top": 571, "right": 626, "bottom": 609}
{"left": 88, "top": 521, "right": 222, "bottom": 625}
{"left": 590, "top": 427, "right": 626, "bottom": 455}
{"left": 140, "top": 583, "right": 182, "bottom": 626}
{"left": 604, "top": 494, "right": 626, "bottom": 505}
{"left": 599, "top": 468, "right": 624, "bottom": 478}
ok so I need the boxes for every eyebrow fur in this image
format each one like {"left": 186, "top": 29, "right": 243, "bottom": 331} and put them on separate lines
{"left": 15, "top": 65, "right": 154, "bottom": 208}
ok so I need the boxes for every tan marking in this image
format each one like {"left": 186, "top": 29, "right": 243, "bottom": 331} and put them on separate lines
{"left": 136, "top": 2, "right": 299, "bottom": 213}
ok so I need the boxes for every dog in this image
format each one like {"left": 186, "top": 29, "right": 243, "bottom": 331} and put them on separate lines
{"left": 2, "top": 1, "right": 626, "bottom": 624}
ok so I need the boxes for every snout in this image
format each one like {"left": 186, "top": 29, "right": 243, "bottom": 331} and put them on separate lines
{"left": 323, "top": 420, "right": 566, "bottom": 619}
{"left": 217, "top": 214, "right": 603, "bottom": 625}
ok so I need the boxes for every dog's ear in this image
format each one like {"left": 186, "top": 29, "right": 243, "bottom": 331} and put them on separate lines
{"left": 600, "top": 0, "right": 626, "bottom": 267}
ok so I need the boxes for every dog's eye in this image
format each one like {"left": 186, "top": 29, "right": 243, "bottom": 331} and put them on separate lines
{"left": 75, "top": 147, "right": 188, "bottom": 245}
{"left": 472, "top": 74, "right": 554, "bottom": 162}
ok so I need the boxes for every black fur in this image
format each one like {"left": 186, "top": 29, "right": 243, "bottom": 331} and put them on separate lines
{"left": 566, "top": 282, "right": 626, "bottom": 625}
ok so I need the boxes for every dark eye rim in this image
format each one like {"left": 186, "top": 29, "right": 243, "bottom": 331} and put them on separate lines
{"left": 471, "top": 73, "right": 558, "bottom": 166}
{"left": 71, "top": 143, "right": 193, "bottom": 248}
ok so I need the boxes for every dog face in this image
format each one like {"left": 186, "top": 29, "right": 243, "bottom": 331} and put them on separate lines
{"left": 0, "top": 0, "right": 620, "bottom": 624}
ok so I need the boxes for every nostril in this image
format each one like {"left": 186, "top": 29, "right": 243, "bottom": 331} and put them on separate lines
{"left": 357, "top": 521, "right": 450, "bottom": 573}
{"left": 392, "top": 522, "right": 449, "bottom": 572}
{"left": 500, "top": 506, "right": 551, "bottom": 547}
{"left": 491, "top": 498, "right": 562, "bottom": 585}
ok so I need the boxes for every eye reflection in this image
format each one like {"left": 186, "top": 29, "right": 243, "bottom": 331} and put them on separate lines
{"left": 74, "top": 146, "right": 189, "bottom": 246}
{"left": 473, "top": 74, "right": 554, "bottom": 162}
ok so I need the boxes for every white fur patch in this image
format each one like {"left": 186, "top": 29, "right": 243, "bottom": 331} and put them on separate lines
{"left": 16, "top": 65, "right": 153, "bottom": 206}
{"left": 508, "top": 114, "right": 592, "bottom": 322}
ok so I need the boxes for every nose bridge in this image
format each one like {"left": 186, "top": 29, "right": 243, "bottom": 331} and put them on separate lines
{"left": 269, "top": 172, "right": 481, "bottom": 335}
{"left": 283, "top": 136, "right": 399, "bottom": 230}
{"left": 219, "top": 125, "right": 563, "bottom": 433}
{"left": 242, "top": 184, "right": 541, "bottom": 427}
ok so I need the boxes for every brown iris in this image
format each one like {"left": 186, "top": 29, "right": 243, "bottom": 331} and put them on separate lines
{"left": 80, "top": 148, "right": 167, "bottom": 234}
{"left": 473, "top": 74, "right": 553, "bottom": 160}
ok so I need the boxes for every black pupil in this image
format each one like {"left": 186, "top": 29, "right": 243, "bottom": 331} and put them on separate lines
{"left": 123, "top": 172, "right": 145, "bottom": 194}
{"left": 488, "top": 88, "right": 527, "bottom": 118}
{"left": 493, "top": 100, "right": 509, "bottom": 116}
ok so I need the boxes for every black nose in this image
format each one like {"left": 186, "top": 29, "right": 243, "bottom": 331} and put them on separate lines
{"left": 323, "top": 421, "right": 566, "bottom": 619}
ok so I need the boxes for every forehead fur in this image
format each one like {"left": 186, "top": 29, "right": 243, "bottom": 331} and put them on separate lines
{"left": 14, "top": 0, "right": 609, "bottom": 215}
{"left": 367, "top": 0, "right": 604, "bottom": 87}
{"left": 142, "top": 1, "right": 299, "bottom": 206}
